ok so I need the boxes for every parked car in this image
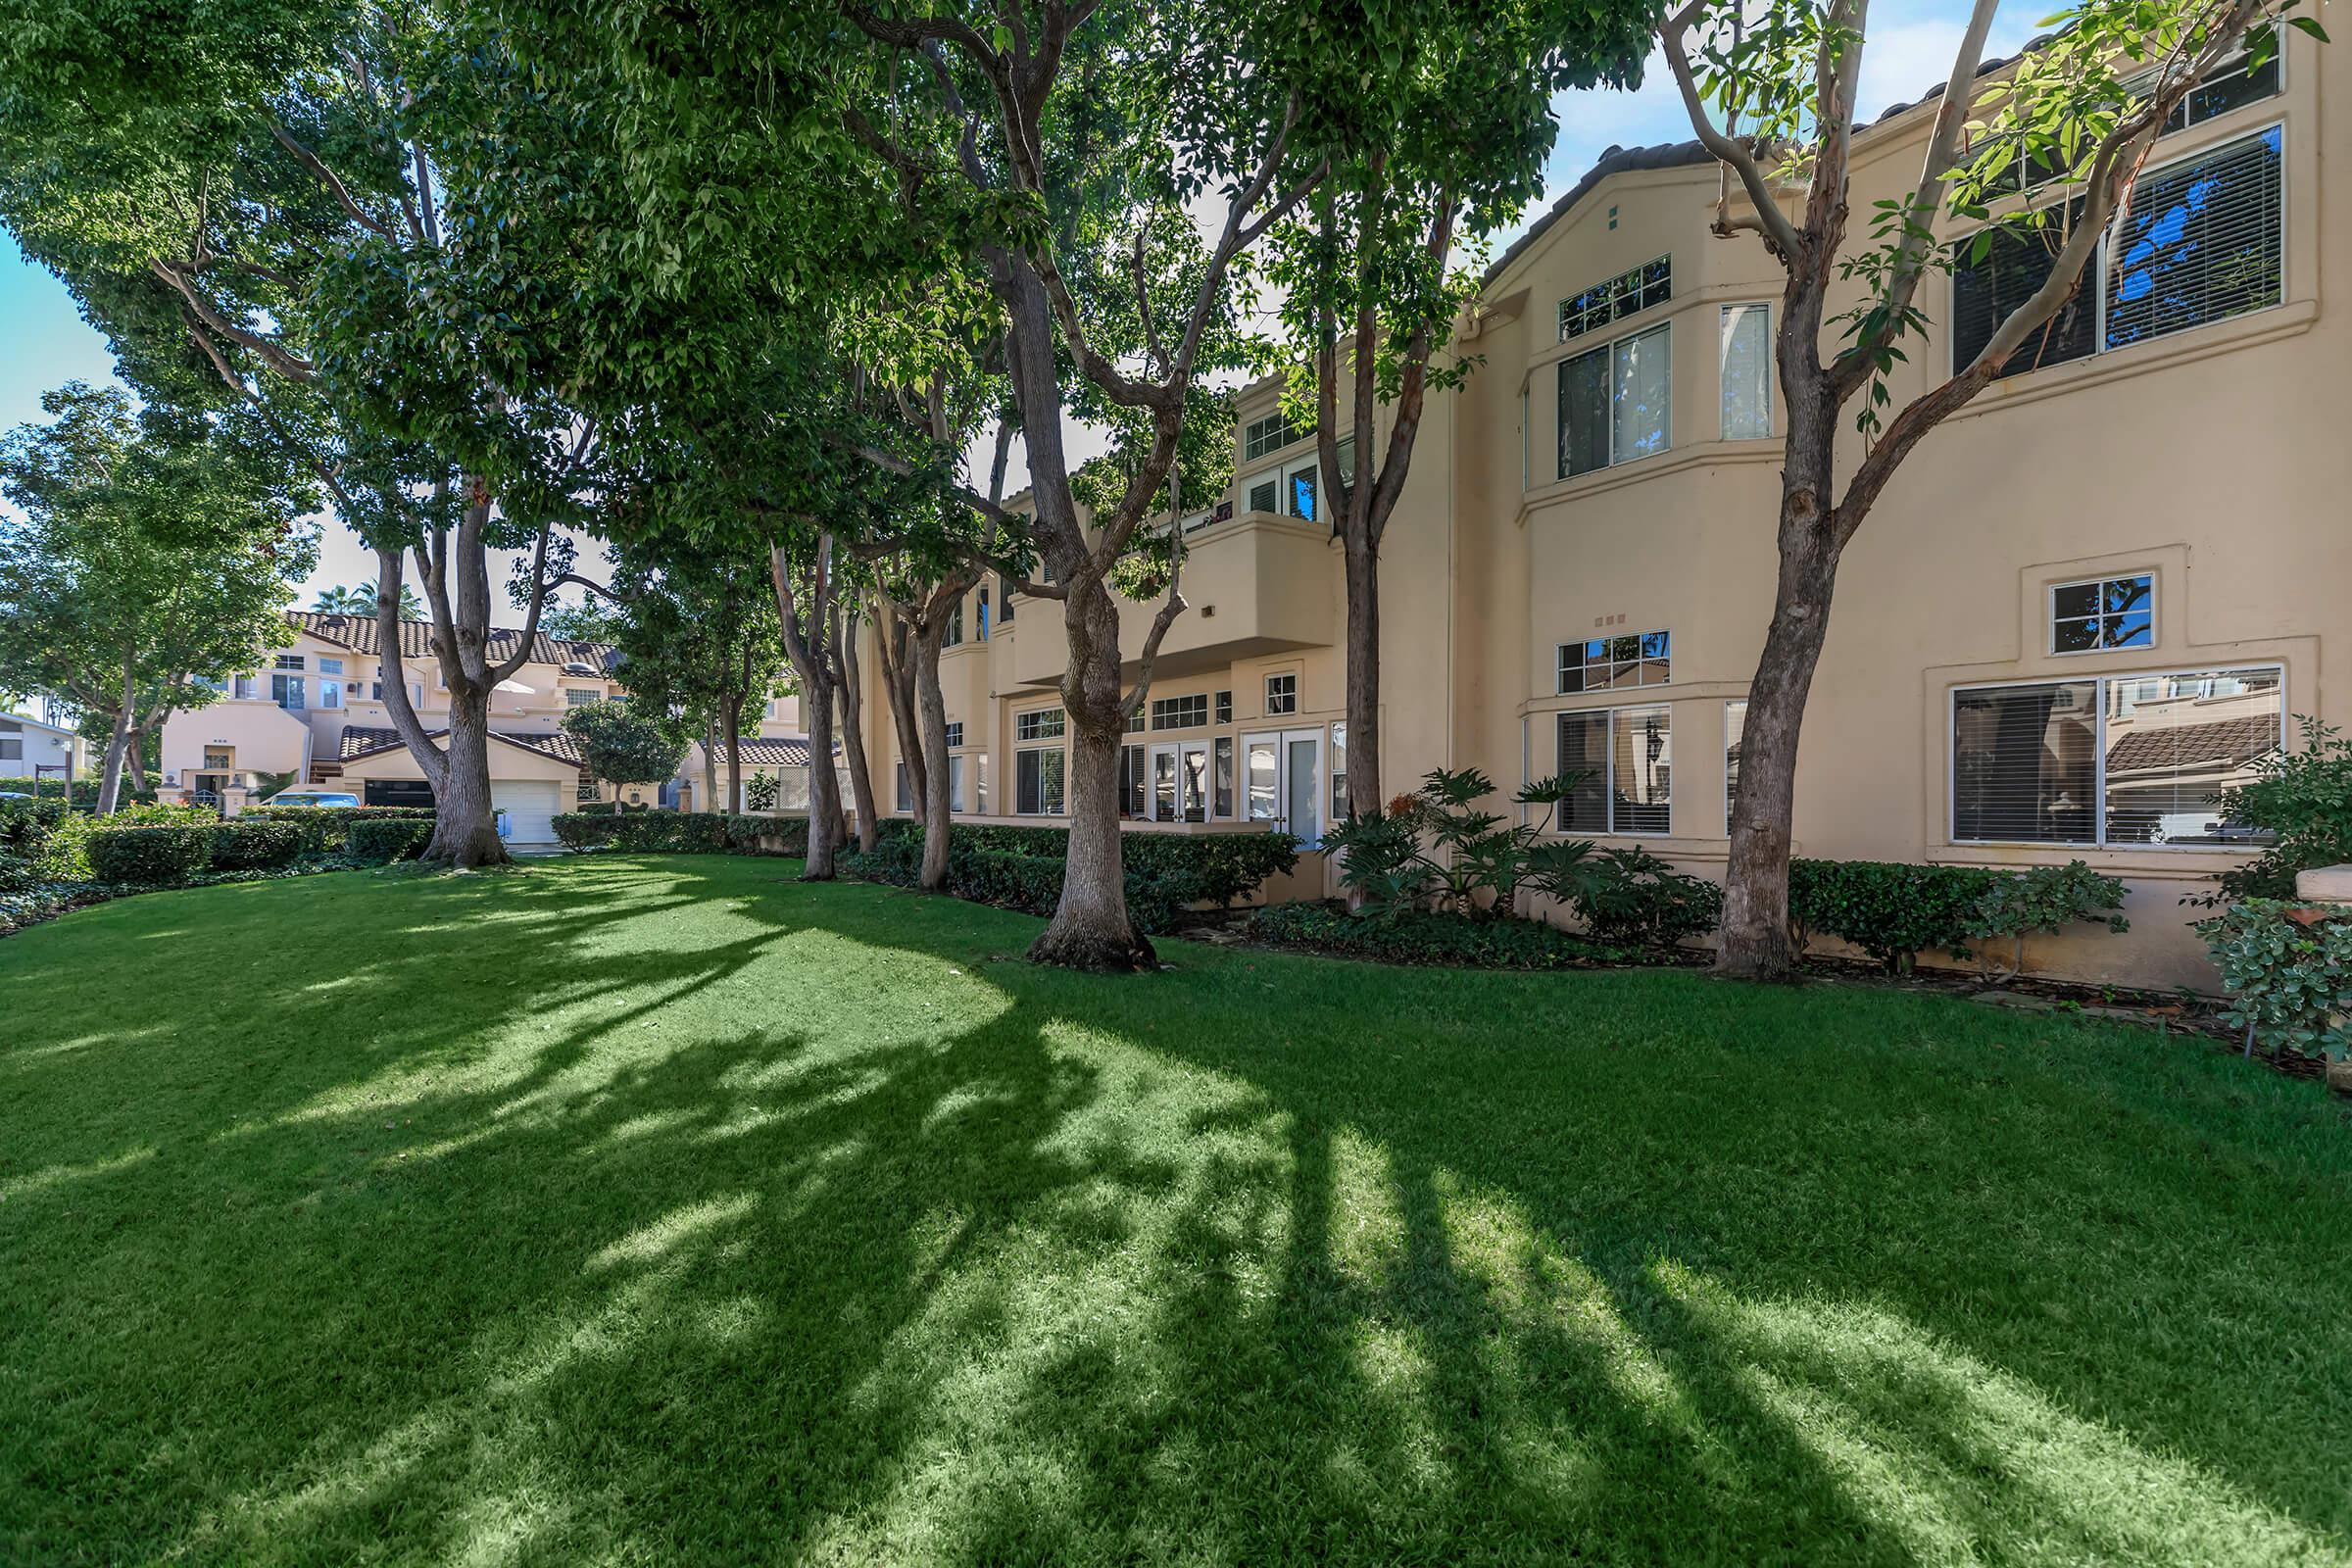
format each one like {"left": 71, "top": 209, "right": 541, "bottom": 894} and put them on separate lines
{"left": 263, "top": 790, "right": 362, "bottom": 808}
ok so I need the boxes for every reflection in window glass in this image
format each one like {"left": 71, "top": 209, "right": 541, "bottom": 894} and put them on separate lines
{"left": 1555, "top": 706, "right": 1671, "bottom": 835}
{"left": 2105, "top": 126, "right": 2283, "bottom": 351}
{"left": 1559, "top": 630, "right": 1669, "bottom": 693}
{"left": 2051, "top": 573, "right": 2154, "bottom": 653}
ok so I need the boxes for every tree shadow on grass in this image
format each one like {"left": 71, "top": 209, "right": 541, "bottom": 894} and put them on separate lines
{"left": 2, "top": 857, "right": 2349, "bottom": 1564}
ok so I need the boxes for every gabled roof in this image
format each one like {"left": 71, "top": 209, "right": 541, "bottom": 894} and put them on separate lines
{"left": 285, "top": 611, "right": 621, "bottom": 673}
{"left": 337, "top": 724, "right": 591, "bottom": 769}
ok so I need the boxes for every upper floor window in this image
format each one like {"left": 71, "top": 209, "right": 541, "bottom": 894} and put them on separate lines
{"left": 1243, "top": 410, "right": 1304, "bottom": 462}
{"left": 233, "top": 675, "right": 258, "bottom": 701}
{"left": 1951, "top": 665, "right": 2281, "bottom": 847}
{"left": 945, "top": 721, "right": 963, "bottom": 749}
{"left": 1720, "top": 305, "right": 1773, "bottom": 439}
{"left": 318, "top": 657, "right": 345, "bottom": 676}
{"left": 1247, "top": 473, "right": 1279, "bottom": 514}
{"left": 976, "top": 584, "right": 989, "bottom": 641}
{"left": 1559, "top": 630, "right": 1670, "bottom": 694}
{"left": 1264, "top": 672, "right": 1298, "bottom": 716}
{"left": 271, "top": 673, "right": 305, "bottom": 711}
{"left": 564, "top": 687, "right": 601, "bottom": 706}
{"left": 1015, "top": 707, "right": 1064, "bottom": 742}
{"left": 1556, "top": 705, "right": 1673, "bottom": 836}
{"left": 1953, "top": 124, "right": 2282, "bottom": 379}
{"left": 274, "top": 655, "right": 304, "bottom": 671}
{"left": 1152, "top": 694, "right": 1208, "bottom": 730}
{"left": 1559, "top": 323, "right": 1670, "bottom": 479}
{"left": 1214, "top": 690, "right": 1233, "bottom": 726}
{"left": 2142, "top": 49, "right": 2281, "bottom": 135}
{"left": 2051, "top": 573, "right": 2154, "bottom": 654}
{"left": 999, "top": 573, "right": 1015, "bottom": 623}
{"left": 1559, "top": 256, "right": 1670, "bottom": 342}
{"left": 1126, "top": 707, "right": 1146, "bottom": 734}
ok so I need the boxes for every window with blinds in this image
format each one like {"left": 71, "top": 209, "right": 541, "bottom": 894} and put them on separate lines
{"left": 1951, "top": 203, "right": 2099, "bottom": 378}
{"left": 1952, "top": 666, "right": 2281, "bottom": 847}
{"left": 1556, "top": 705, "right": 1672, "bottom": 836}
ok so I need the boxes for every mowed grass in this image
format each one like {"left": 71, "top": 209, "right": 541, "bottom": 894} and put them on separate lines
{"left": 2, "top": 857, "right": 2349, "bottom": 1566}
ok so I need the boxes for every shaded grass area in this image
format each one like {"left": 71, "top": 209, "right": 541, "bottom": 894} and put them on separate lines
{"left": 3, "top": 855, "right": 2349, "bottom": 1565}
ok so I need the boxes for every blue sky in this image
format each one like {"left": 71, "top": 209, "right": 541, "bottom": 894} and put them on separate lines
{"left": 0, "top": 1, "right": 2030, "bottom": 601}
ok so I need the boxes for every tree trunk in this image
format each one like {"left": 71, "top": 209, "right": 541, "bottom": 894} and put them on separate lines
{"left": 723, "top": 695, "right": 742, "bottom": 814}
{"left": 874, "top": 612, "right": 926, "bottom": 825}
{"left": 419, "top": 683, "right": 511, "bottom": 868}
{"left": 125, "top": 727, "right": 149, "bottom": 797}
{"left": 833, "top": 611, "right": 879, "bottom": 855}
{"left": 1028, "top": 576, "right": 1153, "bottom": 969}
{"left": 803, "top": 663, "right": 842, "bottom": 878}
{"left": 1718, "top": 432, "right": 1841, "bottom": 981}
{"left": 1343, "top": 535, "right": 1382, "bottom": 820}
{"left": 95, "top": 689, "right": 134, "bottom": 814}
{"left": 915, "top": 626, "right": 954, "bottom": 890}
{"left": 701, "top": 715, "right": 718, "bottom": 812}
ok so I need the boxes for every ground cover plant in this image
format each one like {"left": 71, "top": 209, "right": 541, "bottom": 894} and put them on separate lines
{"left": 2, "top": 857, "right": 2348, "bottom": 1564}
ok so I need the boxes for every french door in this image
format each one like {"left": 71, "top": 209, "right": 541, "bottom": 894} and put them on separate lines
{"left": 1149, "top": 740, "right": 1213, "bottom": 822}
{"left": 1242, "top": 728, "right": 1324, "bottom": 845}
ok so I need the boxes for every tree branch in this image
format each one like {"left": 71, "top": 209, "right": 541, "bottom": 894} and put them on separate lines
{"left": 1661, "top": 0, "right": 1803, "bottom": 260}
{"left": 269, "top": 120, "right": 398, "bottom": 242}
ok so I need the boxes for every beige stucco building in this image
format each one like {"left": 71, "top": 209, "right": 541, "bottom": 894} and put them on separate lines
{"left": 850, "top": 32, "right": 2344, "bottom": 989}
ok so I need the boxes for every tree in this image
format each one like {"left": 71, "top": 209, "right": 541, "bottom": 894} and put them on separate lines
{"left": 314, "top": 581, "right": 422, "bottom": 619}
{"left": 1264, "top": 0, "right": 1649, "bottom": 819}
{"left": 0, "top": 384, "right": 315, "bottom": 811}
{"left": 561, "top": 699, "right": 685, "bottom": 799}
{"left": 1659, "top": 0, "right": 2325, "bottom": 979}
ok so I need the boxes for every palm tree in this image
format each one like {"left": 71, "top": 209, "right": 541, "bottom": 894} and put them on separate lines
{"left": 312, "top": 581, "right": 422, "bottom": 618}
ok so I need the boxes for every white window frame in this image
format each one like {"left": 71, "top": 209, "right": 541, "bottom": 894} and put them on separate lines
{"left": 1264, "top": 672, "right": 1298, "bottom": 716}
{"left": 1557, "top": 630, "right": 1671, "bottom": 695}
{"left": 1558, "top": 321, "right": 1672, "bottom": 479}
{"left": 1152, "top": 693, "right": 1209, "bottom": 731}
{"left": 1724, "top": 699, "right": 1746, "bottom": 837}
{"left": 2048, "top": 572, "right": 2157, "bottom": 656}
{"left": 564, "top": 687, "right": 601, "bottom": 707}
{"left": 1950, "top": 120, "right": 2286, "bottom": 378}
{"left": 944, "top": 721, "right": 963, "bottom": 750}
{"left": 1946, "top": 662, "right": 2285, "bottom": 850}
{"left": 1552, "top": 704, "right": 1674, "bottom": 838}
{"left": 273, "top": 654, "right": 304, "bottom": 671}
{"left": 1245, "top": 472, "right": 1280, "bottom": 514}
{"left": 1243, "top": 410, "right": 1304, "bottom": 463}
{"left": 1557, "top": 254, "right": 1671, "bottom": 342}
{"left": 1014, "top": 705, "right": 1066, "bottom": 816}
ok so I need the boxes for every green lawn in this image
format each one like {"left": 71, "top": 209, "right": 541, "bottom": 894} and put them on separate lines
{"left": 3, "top": 857, "right": 2349, "bottom": 1566}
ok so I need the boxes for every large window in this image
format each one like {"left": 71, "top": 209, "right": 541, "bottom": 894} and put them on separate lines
{"left": 1555, "top": 706, "right": 1673, "bottom": 836}
{"left": 1560, "top": 630, "right": 1670, "bottom": 694}
{"left": 1119, "top": 744, "right": 1147, "bottom": 817}
{"left": 1720, "top": 305, "right": 1773, "bottom": 439}
{"left": 1214, "top": 736, "right": 1235, "bottom": 818}
{"left": 1951, "top": 666, "right": 2281, "bottom": 847}
{"left": 1953, "top": 124, "right": 2283, "bottom": 377}
{"left": 1244, "top": 410, "right": 1304, "bottom": 462}
{"left": 271, "top": 673, "right": 305, "bottom": 711}
{"left": 1558, "top": 323, "right": 1670, "bottom": 479}
{"left": 1016, "top": 708, "right": 1065, "bottom": 815}
{"left": 1725, "top": 700, "right": 1746, "bottom": 832}
{"left": 1247, "top": 474, "right": 1279, "bottom": 514}
{"left": 1152, "top": 693, "right": 1208, "bottom": 730}
{"left": 1559, "top": 256, "right": 1670, "bottom": 341}
{"left": 2051, "top": 573, "right": 2154, "bottom": 654}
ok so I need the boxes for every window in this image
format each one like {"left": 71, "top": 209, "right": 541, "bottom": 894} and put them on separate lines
{"left": 2142, "top": 49, "right": 2281, "bottom": 135}
{"left": 1335, "top": 434, "right": 1357, "bottom": 488}
{"left": 949, "top": 755, "right": 968, "bottom": 812}
{"left": 1264, "top": 673, "right": 1298, "bottom": 716}
{"left": 203, "top": 747, "right": 232, "bottom": 771}
{"left": 1126, "top": 708, "right": 1146, "bottom": 735}
{"left": 1559, "top": 630, "right": 1669, "bottom": 693}
{"left": 1285, "top": 458, "right": 1317, "bottom": 521}
{"left": 564, "top": 687, "right": 600, "bottom": 707}
{"left": 1725, "top": 700, "right": 1746, "bottom": 832}
{"left": 999, "top": 574, "right": 1015, "bottom": 623}
{"left": 271, "top": 674, "right": 305, "bottom": 711}
{"left": 1120, "top": 744, "right": 1147, "bottom": 817}
{"left": 318, "top": 680, "right": 342, "bottom": 710}
{"left": 1954, "top": 125, "right": 2282, "bottom": 377}
{"left": 1248, "top": 475, "right": 1278, "bottom": 514}
{"left": 1556, "top": 706, "right": 1672, "bottom": 835}
{"left": 578, "top": 776, "right": 600, "bottom": 803}
{"left": 944, "top": 721, "right": 963, "bottom": 749}
{"left": 1016, "top": 747, "right": 1065, "bottom": 815}
{"left": 1152, "top": 693, "right": 1208, "bottom": 730}
{"left": 1558, "top": 323, "right": 1670, "bottom": 478}
{"left": 1951, "top": 665, "right": 2281, "bottom": 847}
{"left": 1559, "top": 256, "right": 1670, "bottom": 341}
{"left": 896, "top": 762, "right": 912, "bottom": 812}
{"left": 233, "top": 675, "right": 258, "bottom": 701}
{"left": 1331, "top": 721, "right": 1347, "bottom": 814}
{"left": 1720, "top": 305, "right": 1772, "bottom": 439}
{"left": 1214, "top": 736, "right": 1235, "bottom": 818}
{"left": 1016, "top": 707, "right": 1064, "bottom": 742}
{"left": 0, "top": 735, "right": 19, "bottom": 763}
{"left": 2051, "top": 573, "right": 2154, "bottom": 654}
{"left": 273, "top": 655, "right": 304, "bottom": 671}
{"left": 976, "top": 585, "right": 989, "bottom": 642}
{"left": 1244, "top": 410, "right": 1303, "bottom": 462}
{"left": 945, "top": 597, "right": 963, "bottom": 647}
{"left": 1214, "top": 690, "right": 1233, "bottom": 726}
{"left": 318, "top": 657, "right": 344, "bottom": 676}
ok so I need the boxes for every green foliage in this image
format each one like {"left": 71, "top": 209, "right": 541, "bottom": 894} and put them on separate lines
{"left": 346, "top": 818, "right": 435, "bottom": 865}
{"left": 2197, "top": 902, "right": 2352, "bottom": 1061}
{"left": 0, "top": 777, "right": 148, "bottom": 808}
{"left": 238, "top": 806, "right": 434, "bottom": 858}
{"left": 745, "top": 771, "right": 779, "bottom": 812}
{"left": 37, "top": 803, "right": 216, "bottom": 882}
{"left": 0, "top": 798, "right": 65, "bottom": 858}
{"left": 1561, "top": 847, "right": 1725, "bottom": 948}
{"left": 849, "top": 821, "right": 1298, "bottom": 928}
{"left": 85, "top": 825, "right": 216, "bottom": 885}
{"left": 1249, "top": 904, "right": 1668, "bottom": 970}
{"left": 1966, "top": 861, "right": 2131, "bottom": 980}
{"left": 1788, "top": 858, "right": 2014, "bottom": 974}
{"left": 553, "top": 812, "right": 810, "bottom": 857}
{"left": 2195, "top": 717, "right": 2352, "bottom": 906}
{"left": 313, "top": 582, "right": 422, "bottom": 619}
{"left": 1320, "top": 810, "right": 1432, "bottom": 921}
{"left": 561, "top": 700, "right": 686, "bottom": 789}
{"left": 208, "top": 821, "right": 303, "bottom": 871}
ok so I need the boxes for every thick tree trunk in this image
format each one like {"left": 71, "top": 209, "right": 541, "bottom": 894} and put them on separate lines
{"left": 1029, "top": 577, "right": 1153, "bottom": 969}
{"left": 1343, "top": 536, "right": 1382, "bottom": 820}
{"left": 803, "top": 665, "right": 843, "bottom": 878}
{"left": 834, "top": 612, "right": 879, "bottom": 855}
{"left": 873, "top": 613, "right": 926, "bottom": 824}
{"left": 701, "top": 716, "right": 718, "bottom": 812}
{"left": 419, "top": 684, "right": 511, "bottom": 868}
{"left": 125, "top": 728, "right": 149, "bottom": 797}
{"left": 915, "top": 627, "right": 954, "bottom": 890}
{"left": 95, "top": 690, "right": 134, "bottom": 814}
{"left": 1719, "top": 430, "right": 1841, "bottom": 981}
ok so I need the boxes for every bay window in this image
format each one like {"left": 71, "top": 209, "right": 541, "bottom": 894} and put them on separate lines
{"left": 1558, "top": 323, "right": 1670, "bottom": 479}
{"left": 1555, "top": 705, "right": 1672, "bottom": 836}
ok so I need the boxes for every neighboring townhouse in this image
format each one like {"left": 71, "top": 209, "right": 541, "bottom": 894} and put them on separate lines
{"left": 0, "top": 709, "right": 86, "bottom": 786}
{"left": 851, "top": 31, "right": 2349, "bottom": 988}
{"left": 159, "top": 612, "right": 808, "bottom": 842}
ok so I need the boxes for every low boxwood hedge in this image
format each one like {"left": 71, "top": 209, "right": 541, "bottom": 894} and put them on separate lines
{"left": 348, "top": 817, "right": 435, "bottom": 864}
{"left": 240, "top": 805, "right": 433, "bottom": 856}
{"left": 866, "top": 820, "right": 1298, "bottom": 909}
{"left": 210, "top": 820, "right": 304, "bottom": 870}
{"left": 553, "top": 812, "right": 809, "bottom": 856}
{"left": 1788, "top": 858, "right": 2014, "bottom": 973}
{"left": 86, "top": 824, "right": 217, "bottom": 885}
{"left": 1250, "top": 904, "right": 1670, "bottom": 969}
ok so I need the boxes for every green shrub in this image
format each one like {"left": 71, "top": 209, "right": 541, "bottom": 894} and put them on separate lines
{"left": 575, "top": 802, "right": 619, "bottom": 816}
{"left": 0, "top": 853, "right": 34, "bottom": 893}
{"left": 210, "top": 820, "right": 304, "bottom": 870}
{"left": 240, "top": 805, "right": 433, "bottom": 857}
{"left": 1250, "top": 904, "right": 1667, "bottom": 969}
{"left": 347, "top": 817, "right": 434, "bottom": 864}
{"left": 554, "top": 811, "right": 737, "bottom": 853}
{"left": 2193, "top": 716, "right": 2352, "bottom": 906}
{"left": 86, "top": 824, "right": 217, "bottom": 885}
{"left": 2196, "top": 901, "right": 2352, "bottom": 1061}
{"left": 745, "top": 771, "right": 779, "bottom": 811}
{"left": 1964, "top": 860, "right": 2130, "bottom": 979}
{"left": 721, "top": 814, "right": 809, "bottom": 856}
{"left": 1788, "top": 858, "right": 2013, "bottom": 973}
{"left": 0, "top": 798, "right": 65, "bottom": 858}
{"left": 0, "top": 777, "right": 153, "bottom": 808}
{"left": 1560, "top": 846, "right": 1724, "bottom": 947}
{"left": 870, "top": 821, "right": 1298, "bottom": 908}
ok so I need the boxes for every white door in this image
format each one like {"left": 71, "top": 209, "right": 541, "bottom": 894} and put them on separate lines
{"left": 1241, "top": 728, "right": 1323, "bottom": 844}
{"left": 1178, "top": 742, "right": 1209, "bottom": 823}
{"left": 1150, "top": 744, "right": 1180, "bottom": 821}
{"left": 492, "top": 779, "right": 563, "bottom": 845}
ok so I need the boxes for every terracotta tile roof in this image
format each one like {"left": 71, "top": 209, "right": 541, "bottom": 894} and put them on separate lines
{"left": 338, "top": 725, "right": 591, "bottom": 768}
{"left": 709, "top": 736, "right": 814, "bottom": 769}
{"left": 285, "top": 612, "right": 620, "bottom": 673}
{"left": 2104, "top": 715, "right": 2280, "bottom": 775}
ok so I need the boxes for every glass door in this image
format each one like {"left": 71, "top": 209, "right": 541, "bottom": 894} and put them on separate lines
{"left": 1150, "top": 744, "right": 1179, "bottom": 821}
{"left": 1243, "top": 728, "right": 1324, "bottom": 844}
{"left": 1178, "top": 742, "right": 1209, "bottom": 823}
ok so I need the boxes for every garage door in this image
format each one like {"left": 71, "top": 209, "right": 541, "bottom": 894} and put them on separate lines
{"left": 492, "top": 780, "right": 564, "bottom": 846}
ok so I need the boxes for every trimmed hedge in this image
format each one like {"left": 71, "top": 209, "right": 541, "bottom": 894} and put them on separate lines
{"left": 210, "top": 820, "right": 304, "bottom": 870}
{"left": 553, "top": 812, "right": 809, "bottom": 856}
{"left": 86, "top": 825, "right": 217, "bottom": 885}
{"left": 0, "top": 777, "right": 154, "bottom": 808}
{"left": 1788, "top": 858, "right": 2014, "bottom": 973}
{"left": 1250, "top": 904, "right": 1673, "bottom": 969}
{"left": 348, "top": 818, "right": 435, "bottom": 864}
{"left": 240, "top": 805, "right": 434, "bottom": 857}
{"left": 0, "top": 798, "right": 65, "bottom": 857}
{"left": 867, "top": 820, "right": 1299, "bottom": 909}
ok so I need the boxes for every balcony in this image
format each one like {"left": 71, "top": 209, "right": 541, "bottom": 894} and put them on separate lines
{"left": 1009, "top": 512, "right": 1336, "bottom": 687}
